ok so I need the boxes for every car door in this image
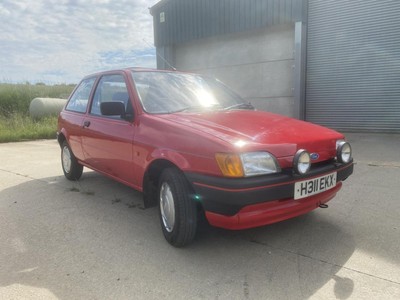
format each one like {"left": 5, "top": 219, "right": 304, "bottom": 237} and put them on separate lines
{"left": 61, "top": 77, "right": 97, "bottom": 161}
{"left": 80, "top": 73, "right": 135, "bottom": 185}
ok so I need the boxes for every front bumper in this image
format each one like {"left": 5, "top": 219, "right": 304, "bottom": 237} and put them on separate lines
{"left": 186, "top": 161, "right": 353, "bottom": 229}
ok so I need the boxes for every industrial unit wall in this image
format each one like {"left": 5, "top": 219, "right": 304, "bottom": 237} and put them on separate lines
{"left": 150, "top": 0, "right": 305, "bottom": 48}
{"left": 174, "top": 24, "right": 295, "bottom": 117}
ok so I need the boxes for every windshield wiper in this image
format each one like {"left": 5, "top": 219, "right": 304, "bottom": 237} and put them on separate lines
{"left": 224, "top": 102, "right": 255, "bottom": 111}
{"left": 172, "top": 105, "right": 203, "bottom": 113}
{"left": 172, "top": 104, "right": 222, "bottom": 113}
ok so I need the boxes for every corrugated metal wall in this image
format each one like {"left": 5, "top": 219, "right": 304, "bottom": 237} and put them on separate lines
{"left": 151, "top": 0, "right": 304, "bottom": 47}
{"left": 306, "top": 0, "right": 400, "bottom": 132}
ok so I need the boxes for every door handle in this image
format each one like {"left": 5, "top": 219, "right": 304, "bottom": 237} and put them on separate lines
{"left": 83, "top": 120, "right": 91, "bottom": 128}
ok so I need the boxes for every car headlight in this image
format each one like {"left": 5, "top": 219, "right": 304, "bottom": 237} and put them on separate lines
{"left": 336, "top": 140, "right": 352, "bottom": 163}
{"left": 293, "top": 149, "right": 311, "bottom": 175}
{"left": 215, "top": 152, "right": 280, "bottom": 177}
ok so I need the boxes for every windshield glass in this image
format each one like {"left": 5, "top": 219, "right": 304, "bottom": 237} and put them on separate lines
{"left": 131, "top": 71, "right": 249, "bottom": 114}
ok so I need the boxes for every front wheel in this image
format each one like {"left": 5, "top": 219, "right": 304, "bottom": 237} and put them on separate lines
{"left": 158, "top": 168, "right": 197, "bottom": 247}
{"left": 61, "top": 141, "right": 83, "bottom": 180}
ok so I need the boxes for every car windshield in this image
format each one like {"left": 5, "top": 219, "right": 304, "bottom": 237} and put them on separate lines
{"left": 131, "top": 71, "right": 252, "bottom": 114}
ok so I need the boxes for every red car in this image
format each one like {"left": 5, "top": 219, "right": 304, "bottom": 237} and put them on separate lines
{"left": 57, "top": 68, "right": 353, "bottom": 247}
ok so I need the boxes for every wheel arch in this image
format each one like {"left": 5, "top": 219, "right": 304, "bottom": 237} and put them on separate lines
{"left": 142, "top": 158, "right": 201, "bottom": 211}
{"left": 57, "top": 129, "right": 67, "bottom": 147}
{"left": 142, "top": 159, "right": 179, "bottom": 208}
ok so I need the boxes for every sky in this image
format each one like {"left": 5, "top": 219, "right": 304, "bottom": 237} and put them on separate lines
{"left": 0, "top": 0, "right": 159, "bottom": 84}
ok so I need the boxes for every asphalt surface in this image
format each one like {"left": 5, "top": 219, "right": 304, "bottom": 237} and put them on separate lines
{"left": 0, "top": 133, "right": 399, "bottom": 300}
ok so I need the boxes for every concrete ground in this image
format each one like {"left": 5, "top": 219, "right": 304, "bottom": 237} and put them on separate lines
{"left": 0, "top": 133, "right": 399, "bottom": 300}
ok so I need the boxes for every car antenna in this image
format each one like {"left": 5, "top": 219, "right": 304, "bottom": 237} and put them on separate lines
{"left": 142, "top": 38, "right": 177, "bottom": 71}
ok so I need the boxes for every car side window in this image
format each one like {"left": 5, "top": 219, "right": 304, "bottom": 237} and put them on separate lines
{"left": 90, "top": 74, "right": 131, "bottom": 119}
{"left": 65, "top": 77, "right": 96, "bottom": 113}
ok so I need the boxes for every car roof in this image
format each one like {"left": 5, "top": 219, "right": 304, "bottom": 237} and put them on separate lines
{"left": 82, "top": 67, "right": 184, "bottom": 80}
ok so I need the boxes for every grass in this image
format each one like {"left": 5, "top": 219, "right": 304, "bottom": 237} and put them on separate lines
{"left": 0, "top": 82, "right": 75, "bottom": 143}
{"left": 0, "top": 114, "right": 59, "bottom": 143}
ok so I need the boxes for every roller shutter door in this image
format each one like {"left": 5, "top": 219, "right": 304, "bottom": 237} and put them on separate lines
{"left": 306, "top": 0, "right": 400, "bottom": 132}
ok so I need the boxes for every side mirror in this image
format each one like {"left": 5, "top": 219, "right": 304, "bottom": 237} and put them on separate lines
{"left": 100, "top": 101, "right": 126, "bottom": 117}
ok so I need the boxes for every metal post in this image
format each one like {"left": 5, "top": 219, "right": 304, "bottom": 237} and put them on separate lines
{"left": 294, "top": 21, "right": 307, "bottom": 120}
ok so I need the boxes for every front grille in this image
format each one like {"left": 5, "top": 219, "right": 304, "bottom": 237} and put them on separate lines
{"left": 281, "top": 158, "right": 339, "bottom": 177}
{"left": 310, "top": 158, "right": 336, "bottom": 170}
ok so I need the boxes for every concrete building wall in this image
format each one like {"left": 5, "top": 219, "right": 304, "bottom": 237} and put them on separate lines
{"left": 174, "top": 24, "right": 295, "bottom": 117}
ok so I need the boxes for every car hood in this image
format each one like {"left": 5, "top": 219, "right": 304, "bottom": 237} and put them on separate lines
{"left": 157, "top": 110, "right": 343, "bottom": 158}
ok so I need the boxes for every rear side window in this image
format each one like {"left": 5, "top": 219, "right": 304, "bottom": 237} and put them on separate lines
{"left": 66, "top": 77, "right": 96, "bottom": 113}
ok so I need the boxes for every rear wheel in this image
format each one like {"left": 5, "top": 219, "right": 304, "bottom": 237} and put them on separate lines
{"left": 61, "top": 141, "right": 83, "bottom": 180}
{"left": 158, "top": 168, "right": 197, "bottom": 247}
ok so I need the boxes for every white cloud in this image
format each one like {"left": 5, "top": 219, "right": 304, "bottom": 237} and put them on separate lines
{"left": 0, "top": 0, "right": 159, "bottom": 84}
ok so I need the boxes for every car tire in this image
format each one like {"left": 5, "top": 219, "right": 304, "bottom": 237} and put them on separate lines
{"left": 158, "top": 168, "right": 197, "bottom": 247}
{"left": 61, "top": 140, "right": 83, "bottom": 181}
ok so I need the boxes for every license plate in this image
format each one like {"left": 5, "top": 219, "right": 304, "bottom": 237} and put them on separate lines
{"left": 294, "top": 172, "right": 337, "bottom": 200}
